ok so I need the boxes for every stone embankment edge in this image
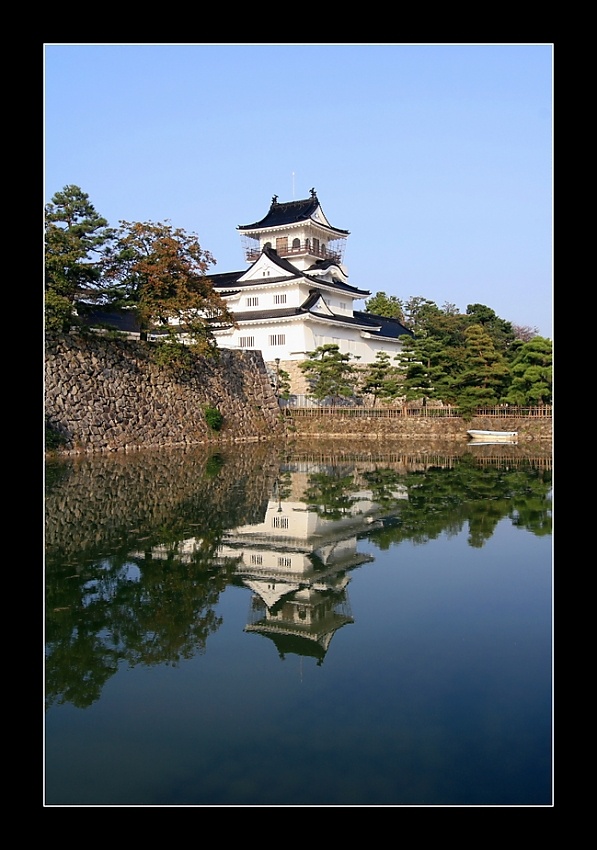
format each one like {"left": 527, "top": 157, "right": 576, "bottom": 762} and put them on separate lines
{"left": 45, "top": 334, "right": 552, "bottom": 456}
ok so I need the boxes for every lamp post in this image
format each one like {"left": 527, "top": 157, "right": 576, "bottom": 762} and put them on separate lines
{"left": 274, "top": 358, "right": 280, "bottom": 399}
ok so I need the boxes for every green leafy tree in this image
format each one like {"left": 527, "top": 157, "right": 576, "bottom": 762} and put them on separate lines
{"left": 503, "top": 336, "right": 552, "bottom": 406}
{"left": 394, "top": 330, "right": 464, "bottom": 403}
{"left": 272, "top": 363, "right": 291, "bottom": 399}
{"left": 359, "top": 351, "right": 402, "bottom": 405}
{"left": 102, "top": 220, "right": 236, "bottom": 352}
{"left": 466, "top": 303, "right": 516, "bottom": 354}
{"left": 451, "top": 323, "right": 510, "bottom": 414}
{"left": 299, "top": 343, "right": 358, "bottom": 404}
{"left": 364, "top": 291, "right": 404, "bottom": 320}
{"left": 45, "top": 185, "right": 113, "bottom": 333}
{"left": 401, "top": 296, "right": 441, "bottom": 334}
{"left": 394, "top": 335, "right": 435, "bottom": 402}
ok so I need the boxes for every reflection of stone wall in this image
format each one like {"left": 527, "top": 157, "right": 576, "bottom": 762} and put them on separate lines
{"left": 45, "top": 334, "right": 283, "bottom": 453}
{"left": 45, "top": 444, "right": 282, "bottom": 562}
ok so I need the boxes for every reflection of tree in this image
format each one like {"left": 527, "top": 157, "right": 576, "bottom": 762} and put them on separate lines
{"left": 45, "top": 447, "right": 552, "bottom": 708}
{"left": 272, "top": 470, "right": 292, "bottom": 504}
{"left": 303, "top": 470, "right": 357, "bottom": 520}
{"left": 45, "top": 445, "right": 280, "bottom": 709}
{"left": 360, "top": 467, "right": 407, "bottom": 511}
{"left": 364, "top": 456, "right": 552, "bottom": 550}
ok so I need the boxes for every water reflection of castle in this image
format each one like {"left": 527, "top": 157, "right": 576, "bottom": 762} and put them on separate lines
{"left": 218, "top": 467, "right": 408, "bottom": 664}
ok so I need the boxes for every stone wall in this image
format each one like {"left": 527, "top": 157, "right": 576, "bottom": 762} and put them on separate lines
{"left": 45, "top": 334, "right": 283, "bottom": 453}
{"left": 284, "top": 410, "right": 552, "bottom": 445}
{"left": 45, "top": 334, "right": 552, "bottom": 455}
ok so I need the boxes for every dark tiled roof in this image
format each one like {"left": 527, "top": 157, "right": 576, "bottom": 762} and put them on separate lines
{"left": 206, "top": 270, "right": 246, "bottom": 287}
{"left": 238, "top": 194, "right": 349, "bottom": 235}
{"left": 306, "top": 258, "right": 342, "bottom": 271}
{"left": 307, "top": 310, "right": 383, "bottom": 330}
{"left": 353, "top": 311, "right": 414, "bottom": 339}
{"left": 306, "top": 275, "right": 370, "bottom": 297}
{"left": 209, "top": 247, "right": 369, "bottom": 297}
{"left": 77, "top": 306, "right": 141, "bottom": 333}
{"left": 263, "top": 247, "right": 369, "bottom": 295}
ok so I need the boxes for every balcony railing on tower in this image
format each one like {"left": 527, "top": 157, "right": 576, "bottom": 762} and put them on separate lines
{"left": 242, "top": 236, "right": 345, "bottom": 265}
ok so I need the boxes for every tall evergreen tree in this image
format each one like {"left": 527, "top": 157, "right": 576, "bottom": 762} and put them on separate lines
{"left": 360, "top": 351, "right": 401, "bottom": 405}
{"left": 364, "top": 292, "right": 404, "bottom": 320}
{"left": 503, "top": 336, "right": 552, "bottom": 405}
{"left": 45, "top": 185, "right": 113, "bottom": 333}
{"left": 452, "top": 323, "right": 510, "bottom": 413}
{"left": 299, "top": 344, "right": 358, "bottom": 405}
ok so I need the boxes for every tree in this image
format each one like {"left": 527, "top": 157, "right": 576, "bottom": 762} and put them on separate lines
{"left": 512, "top": 323, "right": 540, "bottom": 343}
{"left": 451, "top": 323, "right": 510, "bottom": 414}
{"left": 394, "top": 334, "right": 438, "bottom": 402}
{"left": 503, "top": 336, "right": 552, "bottom": 406}
{"left": 465, "top": 303, "right": 515, "bottom": 354}
{"left": 397, "top": 296, "right": 444, "bottom": 336}
{"left": 102, "top": 220, "right": 236, "bottom": 352}
{"left": 299, "top": 344, "right": 358, "bottom": 404}
{"left": 364, "top": 291, "right": 404, "bottom": 320}
{"left": 45, "top": 185, "right": 113, "bottom": 333}
{"left": 359, "top": 351, "right": 402, "bottom": 405}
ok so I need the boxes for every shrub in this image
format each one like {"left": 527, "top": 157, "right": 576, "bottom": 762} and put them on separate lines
{"left": 204, "top": 406, "right": 223, "bottom": 431}
{"left": 45, "top": 420, "right": 67, "bottom": 451}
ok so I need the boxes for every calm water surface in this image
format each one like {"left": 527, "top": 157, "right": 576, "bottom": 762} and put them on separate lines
{"left": 44, "top": 442, "right": 552, "bottom": 806}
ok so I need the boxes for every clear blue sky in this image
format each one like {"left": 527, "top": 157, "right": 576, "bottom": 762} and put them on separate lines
{"left": 44, "top": 44, "right": 553, "bottom": 339}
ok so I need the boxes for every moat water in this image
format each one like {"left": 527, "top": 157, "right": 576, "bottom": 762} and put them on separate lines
{"left": 44, "top": 442, "right": 552, "bottom": 806}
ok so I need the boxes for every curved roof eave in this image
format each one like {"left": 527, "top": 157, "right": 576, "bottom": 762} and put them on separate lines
{"left": 238, "top": 195, "right": 349, "bottom": 236}
{"left": 305, "top": 311, "right": 382, "bottom": 331}
{"left": 303, "top": 274, "right": 370, "bottom": 297}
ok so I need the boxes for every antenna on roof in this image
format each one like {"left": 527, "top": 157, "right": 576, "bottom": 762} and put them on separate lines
{"left": 292, "top": 171, "right": 295, "bottom": 198}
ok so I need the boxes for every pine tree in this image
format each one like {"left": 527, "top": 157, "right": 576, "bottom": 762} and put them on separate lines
{"left": 45, "top": 185, "right": 113, "bottom": 333}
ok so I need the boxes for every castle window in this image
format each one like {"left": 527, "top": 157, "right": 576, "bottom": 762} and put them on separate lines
{"left": 269, "top": 334, "right": 286, "bottom": 346}
{"left": 274, "top": 294, "right": 287, "bottom": 305}
{"left": 239, "top": 336, "right": 255, "bottom": 348}
{"left": 246, "top": 296, "right": 259, "bottom": 307}
{"left": 292, "top": 238, "right": 300, "bottom": 250}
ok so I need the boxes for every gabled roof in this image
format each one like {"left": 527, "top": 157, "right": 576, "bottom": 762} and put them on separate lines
{"left": 210, "top": 246, "right": 369, "bottom": 297}
{"left": 238, "top": 190, "right": 349, "bottom": 236}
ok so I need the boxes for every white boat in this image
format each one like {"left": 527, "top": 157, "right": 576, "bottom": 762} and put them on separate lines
{"left": 467, "top": 429, "right": 518, "bottom": 443}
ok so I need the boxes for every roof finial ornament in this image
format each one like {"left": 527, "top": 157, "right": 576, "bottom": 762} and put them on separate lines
{"left": 310, "top": 187, "right": 317, "bottom": 198}
{"left": 271, "top": 195, "right": 278, "bottom": 205}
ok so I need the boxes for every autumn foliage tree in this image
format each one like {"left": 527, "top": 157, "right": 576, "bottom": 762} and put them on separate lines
{"left": 102, "top": 220, "right": 236, "bottom": 353}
